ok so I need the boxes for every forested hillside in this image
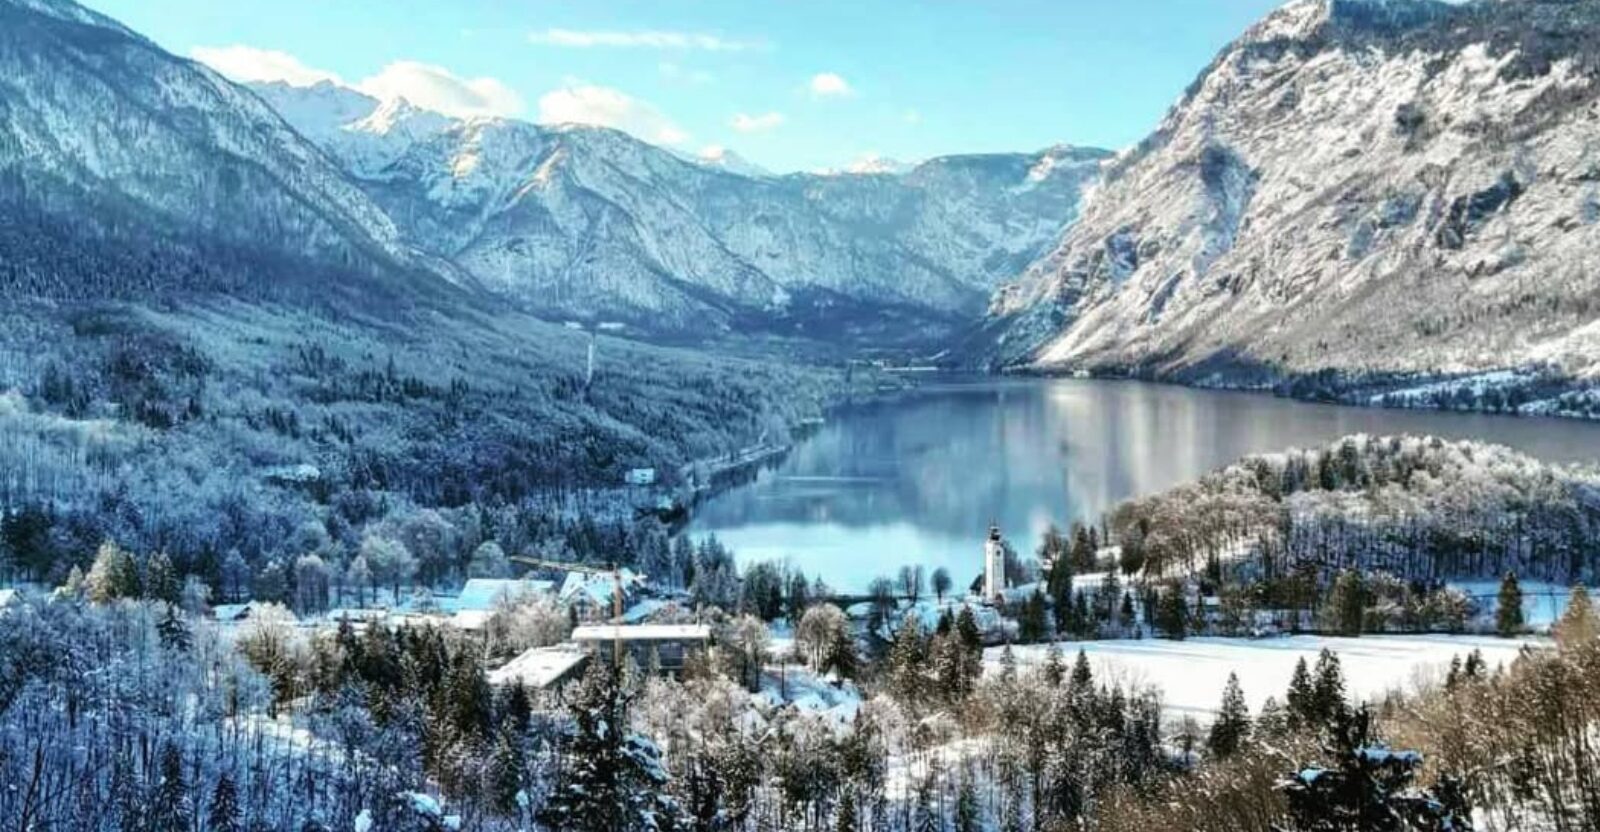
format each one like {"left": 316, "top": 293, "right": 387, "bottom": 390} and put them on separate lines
{"left": 1110, "top": 434, "right": 1600, "bottom": 586}
{"left": 0, "top": 0, "right": 840, "bottom": 594}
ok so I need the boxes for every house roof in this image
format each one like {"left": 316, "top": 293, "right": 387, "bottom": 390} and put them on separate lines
{"left": 558, "top": 568, "right": 643, "bottom": 606}
{"left": 570, "top": 623, "right": 711, "bottom": 642}
{"left": 449, "top": 578, "right": 555, "bottom": 612}
{"left": 487, "top": 645, "right": 590, "bottom": 689}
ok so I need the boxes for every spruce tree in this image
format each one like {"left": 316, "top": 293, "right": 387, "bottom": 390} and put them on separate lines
{"left": 538, "top": 661, "right": 681, "bottom": 832}
{"left": 1157, "top": 585, "right": 1188, "bottom": 640}
{"left": 1069, "top": 649, "right": 1093, "bottom": 690}
{"left": 207, "top": 774, "right": 241, "bottom": 832}
{"left": 1286, "top": 657, "right": 1315, "bottom": 729}
{"left": 150, "top": 743, "right": 192, "bottom": 832}
{"left": 1496, "top": 571, "right": 1524, "bottom": 637}
{"left": 1311, "top": 649, "right": 1346, "bottom": 727}
{"left": 1041, "top": 641, "right": 1064, "bottom": 686}
{"left": 158, "top": 603, "right": 192, "bottom": 652}
{"left": 1206, "top": 672, "right": 1251, "bottom": 759}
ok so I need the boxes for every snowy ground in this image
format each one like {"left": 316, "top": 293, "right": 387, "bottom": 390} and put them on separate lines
{"left": 986, "top": 634, "right": 1544, "bottom": 722}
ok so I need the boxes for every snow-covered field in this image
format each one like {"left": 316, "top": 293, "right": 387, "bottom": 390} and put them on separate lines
{"left": 988, "top": 634, "right": 1544, "bottom": 721}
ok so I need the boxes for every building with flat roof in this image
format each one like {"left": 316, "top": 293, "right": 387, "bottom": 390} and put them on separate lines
{"left": 569, "top": 623, "right": 712, "bottom": 676}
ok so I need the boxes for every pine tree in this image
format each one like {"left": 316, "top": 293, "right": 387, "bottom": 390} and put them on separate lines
{"left": 1277, "top": 707, "right": 1472, "bottom": 831}
{"left": 999, "top": 644, "right": 1017, "bottom": 683}
{"left": 889, "top": 613, "right": 928, "bottom": 704}
{"left": 158, "top": 603, "right": 192, "bottom": 652}
{"left": 1496, "top": 571, "right": 1524, "bottom": 637}
{"left": 490, "top": 730, "right": 526, "bottom": 815}
{"left": 1311, "top": 648, "right": 1346, "bottom": 727}
{"left": 1327, "top": 570, "right": 1366, "bottom": 636}
{"left": 1286, "top": 657, "right": 1316, "bottom": 729}
{"left": 538, "top": 661, "right": 681, "bottom": 832}
{"left": 1069, "top": 649, "right": 1093, "bottom": 690}
{"left": 150, "top": 743, "right": 192, "bottom": 832}
{"left": 1156, "top": 584, "right": 1188, "bottom": 640}
{"left": 207, "top": 774, "right": 241, "bottom": 832}
{"left": 1041, "top": 642, "right": 1064, "bottom": 686}
{"left": 145, "top": 552, "right": 181, "bottom": 604}
{"left": 1206, "top": 672, "right": 1251, "bottom": 759}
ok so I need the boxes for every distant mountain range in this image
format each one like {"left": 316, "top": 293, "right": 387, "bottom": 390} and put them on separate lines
{"left": 985, "top": 0, "right": 1600, "bottom": 413}
{"left": 250, "top": 80, "right": 1108, "bottom": 342}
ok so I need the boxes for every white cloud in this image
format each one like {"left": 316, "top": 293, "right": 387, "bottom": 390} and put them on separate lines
{"left": 190, "top": 45, "right": 340, "bottom": 86}
{"left": 355, "top": 61, "right": 524, "bottom": 119}
{"left": 699, "top": 144, "right": 729, "bottom": 161}
{"left": 192, "top": 47, "right": 523, "bottom": 119}
{"left": 809, "top": 72, "right": 852, "bottom": 97}
{"left": 730, "top": 111, "right": 784, "bottom": 133}
{"left": 903, "top": 108, "right": 923, "bottom": 125}
{"left": 530, "top": 28, "right": 761, "bottom": 51}
{"left": 537, "top": 83, "right": 690, "bottom": 147}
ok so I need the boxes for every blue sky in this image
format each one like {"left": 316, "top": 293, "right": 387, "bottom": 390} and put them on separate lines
{"left": 86, "top": 0, "right": 1287, "bottom": 172}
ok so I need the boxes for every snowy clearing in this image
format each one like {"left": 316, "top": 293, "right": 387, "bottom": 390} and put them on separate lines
{"left": 987, "top": 634, "right": 1544, "bottom": 721}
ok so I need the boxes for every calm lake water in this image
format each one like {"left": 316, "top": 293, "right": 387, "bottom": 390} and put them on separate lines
{"left": 689, "top": 377, "right": 1600, "bottom": 592}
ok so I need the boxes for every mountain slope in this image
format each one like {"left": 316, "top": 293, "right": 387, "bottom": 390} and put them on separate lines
{"left": 0, "top": 0, "right": 475, "bottom": 310}
{"left": 988, "top": 0, "right": 1600, "bottom": 411}
{"left": 252, "top": 80, "right": 1109, "bottom": 342}
{"left": 0, "top": 0, "right": 841, "bottom": 573}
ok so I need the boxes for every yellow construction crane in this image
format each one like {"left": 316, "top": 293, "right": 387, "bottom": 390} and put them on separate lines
{"left": 509, "top": 557, "right": 632, "bottom": 667}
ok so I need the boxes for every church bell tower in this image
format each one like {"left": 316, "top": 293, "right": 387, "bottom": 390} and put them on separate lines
{"left": 983, "top": 523, "right": 1005, "bottom": 601}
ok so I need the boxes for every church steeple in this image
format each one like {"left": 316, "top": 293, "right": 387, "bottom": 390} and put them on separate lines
{"left": 983, "top": 522, "right": 1005, "bottom": 601}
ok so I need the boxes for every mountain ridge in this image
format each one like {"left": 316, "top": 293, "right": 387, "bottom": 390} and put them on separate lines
{"left": 984, "top": 0, "right": 1600, "bottom": 416}
{"left": 249, "top": 79, "right": 1110, "bottom": 342}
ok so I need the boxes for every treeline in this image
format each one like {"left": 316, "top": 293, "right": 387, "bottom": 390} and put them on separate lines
{"left": 0, "top": 297, "right": 836, "bottom": 590}
{"left": 1112, "top": 435, "right": 1600, "bottom": 585}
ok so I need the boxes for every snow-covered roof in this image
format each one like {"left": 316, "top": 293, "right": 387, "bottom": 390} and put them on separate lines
{"left": 326, "top": 608, "right": 389, "bottom": 623}
{"left": 570, "top": 623, "right": 711, "bottom": 642}
{"left": 448, "top": 578, "right": 554, "bottom": 612}
{"left": 558, "top": 568, "right": 643, "bottom": 606}
{"left": 487, "top": 645, "right": 590, "bottom": 689}
{"left": 0, "top": 588, "right": 16, "bottom": 609}
{"left": 450, "top": 609, "right": 493, "bottom": 631}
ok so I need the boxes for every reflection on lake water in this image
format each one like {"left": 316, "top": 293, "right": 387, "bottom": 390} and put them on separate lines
{"left": 689, "top": 378, "right": 1600, "bottom": 591}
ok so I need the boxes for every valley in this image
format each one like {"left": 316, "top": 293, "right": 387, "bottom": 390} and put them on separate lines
{"left": 4, "top": 0, "right": 1600, "bottom": 830}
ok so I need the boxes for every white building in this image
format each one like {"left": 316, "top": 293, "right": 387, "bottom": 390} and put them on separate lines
{"left": 983, "top": 523, "right": 1007, "bottom": 601}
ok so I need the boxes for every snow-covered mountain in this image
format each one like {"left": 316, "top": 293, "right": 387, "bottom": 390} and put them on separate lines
{"left": 251, "top": 80, "right": 1109, "bottom": 339}
{"left": 988, "top": 0, "right": 1600, "bottom": 397}
{"left": 0, "top": 0, "right": 465, "bottom": 306}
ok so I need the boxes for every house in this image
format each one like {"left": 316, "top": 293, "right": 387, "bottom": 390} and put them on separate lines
{"left": 569, "top": 623, "right": 712, "bottom": 677}
{"left": 487, "top": 645, "right": 591, "bottom": 690}
{"left": 625, "top": 468, "right": 657, "bottom": 486}
{"left": 0, "top": 588, "right": 16, "bottom": 614}
{"left": 448, "top": 578, "right": 555, "bottom": 613}
{"left": 559, "top": 568, "right": 645, "bottom": 620}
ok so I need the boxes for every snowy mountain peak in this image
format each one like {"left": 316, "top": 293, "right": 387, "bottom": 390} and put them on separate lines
{"left": 985, "top": 0, "right": 1600, "bottom": 389}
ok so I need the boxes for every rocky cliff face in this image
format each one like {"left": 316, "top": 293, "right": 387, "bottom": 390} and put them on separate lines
{"left": 253, "top": 80, "right": 1108, "bottom": 341}
{"left": 989, "top": 0, "right": 1600, "bottom": 406}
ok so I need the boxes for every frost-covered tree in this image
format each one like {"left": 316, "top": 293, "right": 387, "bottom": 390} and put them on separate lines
{"left": 1207, "top": 673, "right": 1250, "bottom": 759}
{"left": 539, "top": 661, "right": 680, "bottom": 832}
{"left": 1554, "top": 584, "right": 1596, "bottom": 648}
{"left": 468, "top": 541, "right": 511, "bottom": 579}
{"left": 1496, "top": 572, "right": 1524, "bottom": 637}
